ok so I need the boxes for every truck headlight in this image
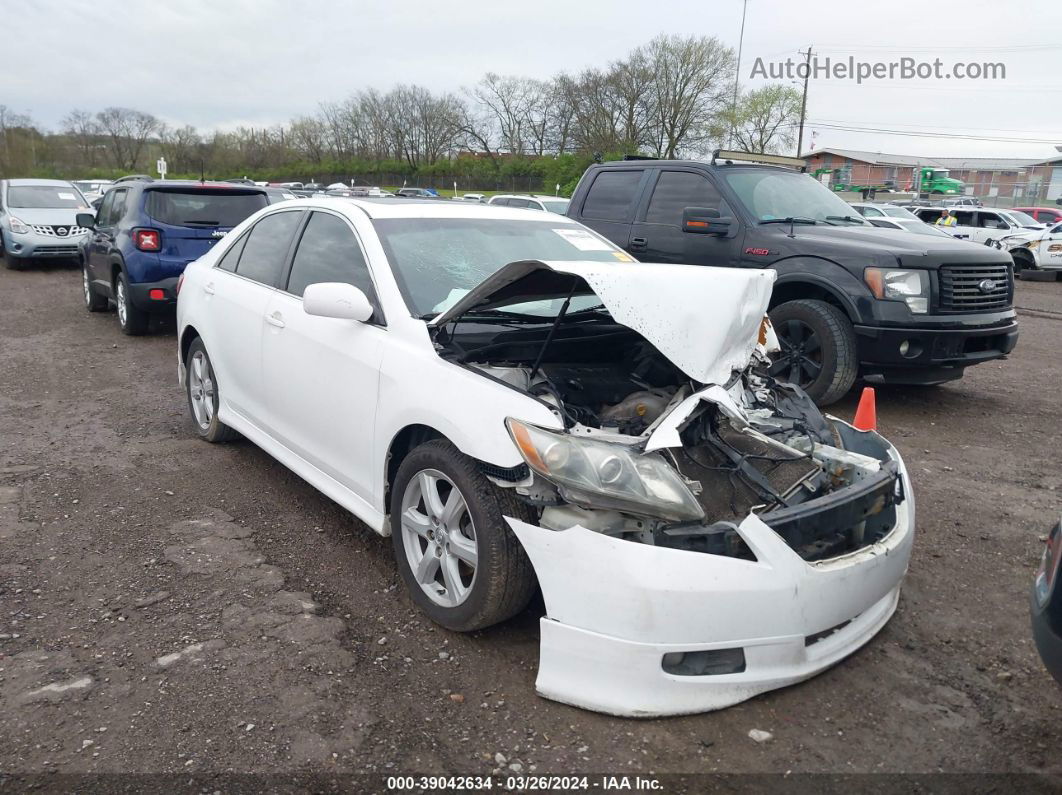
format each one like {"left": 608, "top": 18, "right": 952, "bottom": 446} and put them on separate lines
{"left": 506, "top": 418, "right": 704, "bottom": 522}
{"left": 864, "top": 268, "right": 930, "bottom": 314}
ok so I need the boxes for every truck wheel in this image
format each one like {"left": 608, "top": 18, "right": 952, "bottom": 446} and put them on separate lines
{"left": 768, "top": 299, "right": 857, "bottom": 406}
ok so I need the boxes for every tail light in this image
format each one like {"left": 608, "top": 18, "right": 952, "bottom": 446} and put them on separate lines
{"left": 176, "top": 273, "right": 185, "bottom": 296}
{"left": 133, "top": 228, "right": 161, "bottom": 251}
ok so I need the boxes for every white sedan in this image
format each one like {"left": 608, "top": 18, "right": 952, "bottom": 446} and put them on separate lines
{"left": 176, "top": 198, "right": 914, "bottom": 717}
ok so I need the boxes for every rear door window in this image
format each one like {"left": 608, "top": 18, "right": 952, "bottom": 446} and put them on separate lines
{"left": 951, "top": 210, "right": 975, "bottom": 226}
{"left": 581, "top": 170, "right": 643, "bottom": 221}
{"left": 644, "top": 171, "right": 729, "bottom": 224}
{"left": 235, "top": 210, "right": 302, "bottom": 287}
{"left": 144, "top": 190, "right": 267, "bottom": 228}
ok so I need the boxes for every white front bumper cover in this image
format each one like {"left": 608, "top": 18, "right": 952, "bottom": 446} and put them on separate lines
{"left": 506, "top": 431, "right": 914, "bottom": 717}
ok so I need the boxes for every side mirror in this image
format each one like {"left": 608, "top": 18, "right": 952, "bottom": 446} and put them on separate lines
{"left": 76, "top": 212, "right": 96, "bottom": 229}
{"left": 682, "top": 206, "right": 733, "bottom": 236}
{"left": 303, "top": 282, "right": 373, "bottom": 322}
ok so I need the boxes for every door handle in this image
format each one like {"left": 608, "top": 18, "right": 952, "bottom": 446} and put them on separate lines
{"left": 203, "top": 282, "right": 215, "bottom": 295}
{"left": 265, "top": 311, "right": 285, "bottom": 329}
{"left": 629, "top": 236, "right": 648, "bottom": 252}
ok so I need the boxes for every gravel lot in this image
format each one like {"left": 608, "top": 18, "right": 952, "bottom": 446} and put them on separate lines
{"left": 1, "top": 263, "right": 1061, "bottom": 788}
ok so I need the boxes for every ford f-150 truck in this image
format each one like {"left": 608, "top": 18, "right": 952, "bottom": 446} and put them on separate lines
{"left": 565, "top": 151, "right": 1018, "bottom": 404}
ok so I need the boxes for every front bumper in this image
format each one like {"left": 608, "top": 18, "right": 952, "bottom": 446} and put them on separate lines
{"left": 854, "top": 320, "right": 1018, "bottom": 383}
{"left": 4, "top": 231, "right": 88, "bottom": 260}
{"left": 506, "top": 431, "right": 915, "bottom": 717}
{"left": 128, "top": 276, "right": 179, "bottom": 311}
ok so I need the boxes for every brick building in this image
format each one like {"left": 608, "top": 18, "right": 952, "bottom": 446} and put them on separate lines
{"left": 802, "top": 147, "right": 1062, "bottom": 203}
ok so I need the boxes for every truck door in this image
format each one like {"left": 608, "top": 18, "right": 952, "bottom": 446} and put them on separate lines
{"left": 629, "top": 169, "right": 744, "bottom": 266}
{"left": 572, "top": 168, "right": 647, "bottom": 252}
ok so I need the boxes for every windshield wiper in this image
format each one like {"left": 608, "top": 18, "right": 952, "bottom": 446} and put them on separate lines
{"left": 759, "top": 216, "right": 817, "bottom": 225}
{"left": 825, "top": 215, "right": 868, "bottom": 225}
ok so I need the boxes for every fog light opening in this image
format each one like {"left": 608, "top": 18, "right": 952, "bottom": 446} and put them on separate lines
{"left": 661, "top": 647, "right": 746, "bottom": 676}
{"left": 898, "top": 339, "right": 923, "bottom": 359}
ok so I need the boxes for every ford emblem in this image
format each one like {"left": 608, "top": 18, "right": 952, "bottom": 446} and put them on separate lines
{"left": 978, "top": 279, "right": 999, "bottom": 293}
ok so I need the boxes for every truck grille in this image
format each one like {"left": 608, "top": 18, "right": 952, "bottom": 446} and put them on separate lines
{"left": 938, "top": 263, "right": 1012, "bottom": 312}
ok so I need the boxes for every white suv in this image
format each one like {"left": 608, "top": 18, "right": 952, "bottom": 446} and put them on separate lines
{"left": 176, "top": 198, "right": 914, "bottom": 717}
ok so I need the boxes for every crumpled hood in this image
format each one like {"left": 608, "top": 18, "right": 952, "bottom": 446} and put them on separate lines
{"left": 428, "top": 260, "right": 776, "bottom": 386}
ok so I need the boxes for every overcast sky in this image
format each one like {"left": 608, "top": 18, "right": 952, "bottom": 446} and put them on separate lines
{"left": 4, "top": 0, "right": 1060, "bottom": 159}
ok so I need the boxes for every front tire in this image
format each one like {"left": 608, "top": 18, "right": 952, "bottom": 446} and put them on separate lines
{"left": 83, "top": 263, "right": 108, "bottom": 311}
{"left": 769, "top": 299, "right": 858, "bottom": 406}
{"left": 390, "top": 440, "right": 536, "bottom": 632}
{"left": 185, "top": 338, "right": 238, "bottom": 443}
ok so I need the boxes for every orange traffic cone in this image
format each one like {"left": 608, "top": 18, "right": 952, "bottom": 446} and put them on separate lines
{"left": 853, "top": 387, "right": 877, "bottom": 432}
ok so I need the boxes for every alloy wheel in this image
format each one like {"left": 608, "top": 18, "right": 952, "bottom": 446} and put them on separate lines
{"left": 116, "top": 279, "right": 128, "bottom": 327}
{"left": 187, "top": 350, "right": 216, "bottom": 430}
{"left": 400, "top": 469, "right": 478, "bottom": 608}
{"left": 769, "top": 318, "right": 824, "bottom": 387}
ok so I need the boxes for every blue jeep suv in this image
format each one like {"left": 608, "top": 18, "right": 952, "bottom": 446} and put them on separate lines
{"left": 78, "top": 179, "right": 268, "bottom": 334}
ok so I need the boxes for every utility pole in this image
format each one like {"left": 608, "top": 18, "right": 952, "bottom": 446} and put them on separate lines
{"left": 729, "top": 0, "right": 749, "bottom": 148}
{"left": 795, "top": 46, "right": 812, "bottom": 157}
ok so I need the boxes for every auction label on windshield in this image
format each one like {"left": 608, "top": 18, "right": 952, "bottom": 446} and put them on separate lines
{"left": 552, "top": 228, "right": 614, "bottom": 251}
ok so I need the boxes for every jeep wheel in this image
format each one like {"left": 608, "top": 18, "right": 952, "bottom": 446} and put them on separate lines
{"left": 83, "top": 263, "right": 108, "bottom": 312}
{"left": 768, "top": 299, "right": 858, "bottom": 406}
{"left": 115, "top": 270, "right": 149, "bottom": 335}
{"left": 390, "top": 440, "right": 536, "bottom": 632}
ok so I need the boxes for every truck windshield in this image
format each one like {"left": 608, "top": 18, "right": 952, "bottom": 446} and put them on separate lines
{"left": 722, "top": 170, "right": 869, "bottom": 225}
{"left": 932, "top": 170, "right": 950, "bottom": 179}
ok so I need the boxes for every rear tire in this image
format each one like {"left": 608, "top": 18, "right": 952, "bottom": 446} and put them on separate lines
{"left": 769, "top": 299, "right": 858, "bottom": 406}
{"left": 185, "top": 338, "right": 239, "bottom": 443}
{"left": 115, "top": 270, "right": 149, "bottom": 335}
{"left": 83, "top": 263, "right": 108, "bottom": 312}
{"left": 390, "top": 439, "right": 536, "bottom": 632}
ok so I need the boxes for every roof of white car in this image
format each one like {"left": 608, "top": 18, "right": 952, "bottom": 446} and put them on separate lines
{"left": 297, "top": 196, "right": 575, "bottom": 222}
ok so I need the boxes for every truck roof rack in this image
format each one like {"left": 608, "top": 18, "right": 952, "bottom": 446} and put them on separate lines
{"left": 711, "top": 150, "right": 807, "bottom": 171}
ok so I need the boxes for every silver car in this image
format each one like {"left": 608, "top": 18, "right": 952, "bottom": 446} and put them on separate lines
{"left": 0, "top": 178, "right": 93, "bottom": 270}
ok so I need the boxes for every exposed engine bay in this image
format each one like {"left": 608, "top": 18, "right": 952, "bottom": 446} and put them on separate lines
{"left": 430, "top": 263, "right": 902, "bottom": 564}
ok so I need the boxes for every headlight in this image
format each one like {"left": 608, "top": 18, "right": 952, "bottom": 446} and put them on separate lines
{"left": 864, "top": 267, "right": 929, "bottom": 314}
{"left": 8, "top": 216, "right": 31, "bottom": 234}
{"left": 506, "top": 418, "right": 704, "bottom": 522}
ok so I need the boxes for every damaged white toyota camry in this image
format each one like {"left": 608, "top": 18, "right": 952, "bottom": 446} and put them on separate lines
{"left": 176, "top": 198, "right": 914, "bottom": 717}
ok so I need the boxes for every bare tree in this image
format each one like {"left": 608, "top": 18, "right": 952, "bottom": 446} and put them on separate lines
{"left": 61, "top": 109, "right": 101, "bottom": 168}
{"left": 95, "top": 107, "right": 162, "bottom": 170}
{"left": 642, "top": 35, "right": 735, "bottom": 158}
{"left": 726, "top": 85, "right": 803, "bottom": 154}
{"left": 468, "top": 73, "right": 534, "bottom": 155}
{"left": 159, "top": 124, "right": 203, "bottom": 174}
{"left": 289, "top": 117, "right": 329, "bottom": 164}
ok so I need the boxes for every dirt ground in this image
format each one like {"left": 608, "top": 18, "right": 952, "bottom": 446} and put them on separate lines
{"left": 1, "top": 262, "right": 1061, "bottom": 790}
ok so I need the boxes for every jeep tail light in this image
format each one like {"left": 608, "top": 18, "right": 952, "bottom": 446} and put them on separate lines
{"left": 134, "top": 228, "right": 161, "bottom": 252}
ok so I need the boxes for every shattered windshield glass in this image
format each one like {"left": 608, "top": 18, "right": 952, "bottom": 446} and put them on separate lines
{"left": 372, "top": 218, "right": 630, "bottom": 317}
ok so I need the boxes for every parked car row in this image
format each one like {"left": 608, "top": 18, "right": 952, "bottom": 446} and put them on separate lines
{"left": 8, "top": 151, "right": 1059, "bottom": 710}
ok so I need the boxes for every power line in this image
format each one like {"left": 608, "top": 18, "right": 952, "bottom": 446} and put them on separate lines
{"left": 801, "top": 121, "right": 1062, "bottom": 145}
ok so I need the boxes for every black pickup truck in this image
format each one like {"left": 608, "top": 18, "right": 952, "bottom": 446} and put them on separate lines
{"left": 566, "top": 153, "right": 1019, "bottom": 404}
